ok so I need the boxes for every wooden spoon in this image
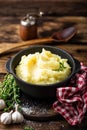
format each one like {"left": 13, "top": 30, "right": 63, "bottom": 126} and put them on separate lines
{"left": 0, "top": 26, "right": 76, "bottom": 55}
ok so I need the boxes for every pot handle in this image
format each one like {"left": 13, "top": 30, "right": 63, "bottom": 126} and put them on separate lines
{"left": 74, "top": 58, "right": 81, "bottom": 74}
{"left": 5, "top": 58, "right": 12, "bottom": 73}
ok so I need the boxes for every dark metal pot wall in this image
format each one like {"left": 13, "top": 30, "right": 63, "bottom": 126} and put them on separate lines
{"left": 6, "top": 45, "right": 81, "bottom": 99}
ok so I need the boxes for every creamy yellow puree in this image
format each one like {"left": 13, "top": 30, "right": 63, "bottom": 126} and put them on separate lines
{"left": 15, "top": 48, "right": 71, "bottom": 84}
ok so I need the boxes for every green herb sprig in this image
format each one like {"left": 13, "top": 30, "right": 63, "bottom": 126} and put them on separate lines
{"left": 0, "top": 74, "right": 20, "bottom": 111}
{"left": 24, "top": 126, "right": 35, "bottom": 130}
{"left": 58, "top": 62, "right": 66, "bottom": 71}
{"left": 54, "top": 62, "right": 66, "bottom": 71}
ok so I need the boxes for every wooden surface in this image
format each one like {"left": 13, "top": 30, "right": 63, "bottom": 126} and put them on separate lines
{"left": 0, "top": 0, "right": 87, "bottom": 130}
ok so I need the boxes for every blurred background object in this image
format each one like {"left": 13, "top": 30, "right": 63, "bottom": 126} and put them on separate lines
{"left": 0, "top": 0, "right": 87, "bottom": 43}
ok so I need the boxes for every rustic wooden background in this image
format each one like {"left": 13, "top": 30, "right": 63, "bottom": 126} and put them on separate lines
{"left": 0, "top": 0, "right": 87, "bottom": 17}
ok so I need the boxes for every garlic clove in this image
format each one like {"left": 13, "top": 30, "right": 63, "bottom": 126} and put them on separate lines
{"left": 0, "top": 99, "right": 6, "bottom": 110}
{"left": 12, "top": 104, "right": 24, "bottom": 124}
{"left": 12, "top": 111, "right": 24, "bottom": 123}
{"left": 0, "top": 110, "right": 13, "bottom": 125}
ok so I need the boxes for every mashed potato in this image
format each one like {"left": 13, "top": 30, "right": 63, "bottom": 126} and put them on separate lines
{"left": 15, "top": 48, "right": 71, "bottom": 84}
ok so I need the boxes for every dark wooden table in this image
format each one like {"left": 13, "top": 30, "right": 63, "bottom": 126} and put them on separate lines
{"left": 0, "top": 0, "right": 87, "bottom": 130}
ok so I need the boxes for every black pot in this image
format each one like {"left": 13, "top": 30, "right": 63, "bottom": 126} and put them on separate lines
{"left": 6, "top": 45, "right": 80, "bottom": 99}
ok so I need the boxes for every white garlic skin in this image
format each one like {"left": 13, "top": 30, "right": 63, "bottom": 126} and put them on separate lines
{"left": 12, "top": 111, "right": 24, "bottom": 123}
{"left": 0, "top": 99, "right": 6, "bottom": 110}
{"left": 12, "top": 104, "right": 24, "bottom": 124}
{"left": 0, "top": 110, "right": 13, "bottom": 125}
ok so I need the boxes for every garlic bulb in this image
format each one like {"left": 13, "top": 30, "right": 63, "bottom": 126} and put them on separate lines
{"left": 0, "top": 99, "right": 6, "bottom": 110}
{"left": 12, "top": 104, "right": 24, "bottom": 123}
{"left": 0, "top": 110, "right": 13, "bottom": 125}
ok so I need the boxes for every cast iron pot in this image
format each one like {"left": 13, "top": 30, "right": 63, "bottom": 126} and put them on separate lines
{"left": 6, "top": 45, "right": 80, "bottom": 99}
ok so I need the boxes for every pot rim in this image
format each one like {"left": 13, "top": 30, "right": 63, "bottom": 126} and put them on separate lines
{"left": 9, "top": 45, "right": 76, "bottom": 87}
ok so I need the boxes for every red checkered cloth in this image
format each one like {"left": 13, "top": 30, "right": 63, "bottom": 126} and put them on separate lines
{"left": 53, "top": 62, "right": 87, "bottom": 126}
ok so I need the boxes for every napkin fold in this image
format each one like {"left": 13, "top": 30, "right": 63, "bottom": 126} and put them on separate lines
{"left": 53, "top": 62, "right": 87, "bottom": 126}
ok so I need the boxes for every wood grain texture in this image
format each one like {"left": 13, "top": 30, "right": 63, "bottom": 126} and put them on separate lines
{"left": 0, "top": 0, "right": 87, "bottom": 17}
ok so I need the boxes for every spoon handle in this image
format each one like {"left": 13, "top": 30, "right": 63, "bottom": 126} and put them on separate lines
{"left": 0, "top": 37, "right": 54, "bottom": 55}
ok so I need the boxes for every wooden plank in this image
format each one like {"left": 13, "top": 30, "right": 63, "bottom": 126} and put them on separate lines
{"left": 0, "top": 1, "right": 87, "bottom": 17}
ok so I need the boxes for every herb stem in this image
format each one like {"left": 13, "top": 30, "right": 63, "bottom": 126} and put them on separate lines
{"left": 0, "top": 74, "right": 20, "bottom": 111}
